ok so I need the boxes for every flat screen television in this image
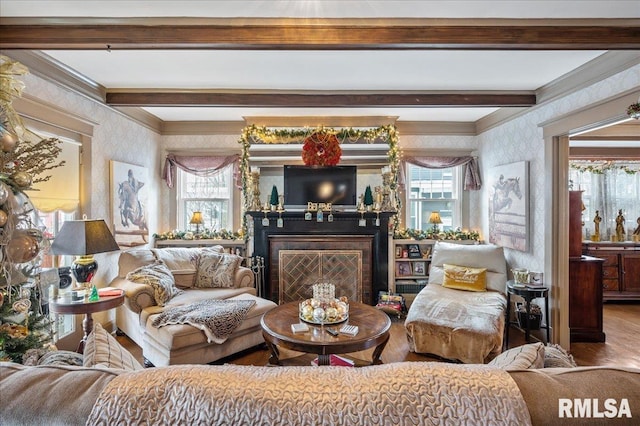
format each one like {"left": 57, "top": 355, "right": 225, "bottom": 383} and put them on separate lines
{"left": 283, "top": 165, "right": 357, "bottom": 210}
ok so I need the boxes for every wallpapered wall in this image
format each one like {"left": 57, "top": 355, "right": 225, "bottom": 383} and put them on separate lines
{"left": 21, "top": 73, "right": 163, "bottom": 285}
{"left": 19, "top": 63, "right": 640, "bottom": 287}
{"left": 474, "top": 63, "right": 640, "bottom": 275}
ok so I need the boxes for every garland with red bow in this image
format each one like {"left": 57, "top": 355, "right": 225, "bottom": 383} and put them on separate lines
{"left": 302, "top": 132, "right": 342, "bottom": 166}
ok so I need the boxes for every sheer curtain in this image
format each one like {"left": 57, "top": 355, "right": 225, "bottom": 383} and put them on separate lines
{"left": 570, "top": 161, "right": 640, "bottom": 240}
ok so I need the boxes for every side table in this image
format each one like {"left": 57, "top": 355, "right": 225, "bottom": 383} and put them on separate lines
{"left": 504, "top": 280, "right": 550, "bottom": 349}
{"left": 49, "top": 290, "right": 125, "bottom": 353}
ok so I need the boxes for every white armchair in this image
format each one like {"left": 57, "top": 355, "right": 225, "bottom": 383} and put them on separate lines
{"left": 404, "top": 242, "right": 508, "bottom": 363}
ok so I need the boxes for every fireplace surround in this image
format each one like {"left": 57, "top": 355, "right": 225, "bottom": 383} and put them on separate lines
{"left": 248, "top": 211, "right": 394, "bottom": 304}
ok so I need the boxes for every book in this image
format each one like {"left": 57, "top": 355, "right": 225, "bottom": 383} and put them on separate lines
{"left": 98, "top": 287, "right": 124, "bottom": 297}
{"left": 311, "top": 354, "right": 354, "bottom": 367}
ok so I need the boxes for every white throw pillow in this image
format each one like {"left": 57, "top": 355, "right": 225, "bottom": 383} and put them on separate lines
{"left": 488, "top": 343, "right": 545, "bottom": 370}
{"left": 195, "top": 252, "right": 242, "bottom": 288}
{"left": 83, "top": 323, "right": 143, "bottom": 371}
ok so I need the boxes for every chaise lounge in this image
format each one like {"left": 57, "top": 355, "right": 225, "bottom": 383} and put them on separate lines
{"left": 405, "top": 241, "right": 508, "bottom": 363}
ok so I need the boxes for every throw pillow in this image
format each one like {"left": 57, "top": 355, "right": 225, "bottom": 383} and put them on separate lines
{"left": 544, "top": 343, "right": 578, "bottom": 368}
{"left": 37, "top": 350, "right": 84, "bottom": 366}
{"left": 488, "top": 342, "right": 545, "bottom": 370}
{"left": 83, "top": 323, "right": 143, "bottom": 371}
{"left": 442, "top": 264, "right": 487, "bottom": 292}
{"left": 126, "top": 260, "right": 183, "bottom": 306}
{"left": 195, "top": 251, "right": 242, "bottom": 288}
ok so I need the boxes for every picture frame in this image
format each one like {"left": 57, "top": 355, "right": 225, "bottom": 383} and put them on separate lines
{"left": 488, "top": 161, "right": 530, "bottom": 252}
{"left": 396, "top": 262, "right": 413, "bottom": 276}
{"left": 395, "top": 246, "right": 403, "bottom": 258}
{"left": 413, "top": 261, "right": 426, "bottom": 276}
{"left": 407, "top": 244, "right": 422, "bottom": 259}
{"left": 110, "top": 160, "right": 149, "bottom": 248}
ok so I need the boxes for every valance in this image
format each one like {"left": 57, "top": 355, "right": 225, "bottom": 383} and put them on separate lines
{"left": 162, "top": 154, "right": 240, "bottom": 189}
{"left": 401, "top": 156, "right": 482, "bottom": 190}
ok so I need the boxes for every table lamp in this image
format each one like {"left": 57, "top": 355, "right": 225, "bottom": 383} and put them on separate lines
{"left": 429, "top": 211, "right": 443, "bottom": 234}
{"left": 190, "top": 211, "right": 204, "bottom": 234}
{"left": 51, "top": 219, "right": 120, "bottom": 301}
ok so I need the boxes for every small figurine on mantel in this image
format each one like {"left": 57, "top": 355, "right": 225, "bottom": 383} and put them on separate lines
{"left": 633, "top": 217, "right": 640, "bottom": 237}
{"left": 593, "top": 210, "right": 602, "bottom": 241}
{"left": 615, "top": 209, "right": 626, "bottom": 242}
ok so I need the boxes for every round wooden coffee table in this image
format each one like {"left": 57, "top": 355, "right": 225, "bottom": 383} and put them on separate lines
{"left": 261, "top": 301, "right": 391, "bottom": 366}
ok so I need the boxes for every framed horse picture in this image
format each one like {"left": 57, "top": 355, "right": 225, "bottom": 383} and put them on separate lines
{"left": 488, "top": 161, "right": 529, "bottom": 251}
{"left": 110, "top": 160, "right": 149, "bottom": 247}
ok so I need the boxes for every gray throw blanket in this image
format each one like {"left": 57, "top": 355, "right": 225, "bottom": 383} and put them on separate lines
{"left": 152, "top": 299, "right": 256, "bottom": 344}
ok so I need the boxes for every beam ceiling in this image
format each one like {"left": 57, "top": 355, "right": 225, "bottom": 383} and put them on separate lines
{"left": 1, "top": 19, "right": 639, "bottom": 50}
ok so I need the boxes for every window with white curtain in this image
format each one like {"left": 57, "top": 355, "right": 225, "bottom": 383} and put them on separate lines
{"left": 405, "top": 163, "right": 462, "bottom": 231}
{"left": 176, "top": 165, "right": 233, "bottom": 231}
{"left": 569, "top": 160, "right": 640, "bottom": 240}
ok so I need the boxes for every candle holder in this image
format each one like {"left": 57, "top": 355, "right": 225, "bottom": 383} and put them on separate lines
{"left": 250, "top": 170, "right": 262, "bottom": 211}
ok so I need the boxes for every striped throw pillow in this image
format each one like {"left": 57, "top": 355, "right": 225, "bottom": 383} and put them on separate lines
{"left": 83, "top": 323, "right": 143, "bottom": 371}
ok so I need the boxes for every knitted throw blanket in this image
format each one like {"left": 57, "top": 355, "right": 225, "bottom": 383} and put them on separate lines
{"left": 151, "top": 299, "right": 256, "bottom": 344}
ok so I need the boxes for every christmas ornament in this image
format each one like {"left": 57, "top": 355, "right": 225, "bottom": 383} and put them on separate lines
{"left": 0, "top": 131, "right": 17, "bottom": 152}
{"left": 302, "top": 132, "right": 342, "bottom": 166}
{"left": 13, "top": 298, "right": 31, "bottom": 314}
{"left": 0, "top": 183, "right": 9, "bottom": 204}
{"left": 0, "top": 210, "right": 7, "bottom": 226}
{"left": 11, "top": 171, "right": 32, "bottom": 188}
{"left": 5, "top": 231, "right": 39, "bottom": 263}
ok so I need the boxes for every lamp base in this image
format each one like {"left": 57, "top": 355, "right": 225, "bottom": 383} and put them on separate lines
{"left": 72, "top": 255, "right": 97, "bottom": 285}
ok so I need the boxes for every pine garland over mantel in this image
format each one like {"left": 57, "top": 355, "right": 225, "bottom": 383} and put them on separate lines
{"left": 237, "top": 124, "right": 401, "bottom": 235}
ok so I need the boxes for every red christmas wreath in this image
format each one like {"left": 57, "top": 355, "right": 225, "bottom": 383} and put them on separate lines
{"left": 302, "top": 132, "right": 342, "bottom": 166}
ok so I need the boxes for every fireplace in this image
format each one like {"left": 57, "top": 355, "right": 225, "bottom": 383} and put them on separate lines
{"left": 248, "top": 211, "right": 394, "bottom": 305}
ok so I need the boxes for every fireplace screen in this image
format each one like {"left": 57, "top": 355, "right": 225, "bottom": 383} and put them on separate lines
{"left": 278, "top": 250, "right": 363, "bottom": 303}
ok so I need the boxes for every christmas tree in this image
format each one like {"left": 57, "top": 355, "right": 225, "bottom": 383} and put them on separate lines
{"left": 1, "top": 55, "right": 63, "bottom": 363}
{"left": 363, "top": 185, "right": 374, "bottom": 207}
{"left": 270, "top": 185, "right": 279, "bottom": 207}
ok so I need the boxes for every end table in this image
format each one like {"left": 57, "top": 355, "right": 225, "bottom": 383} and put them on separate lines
{"left": 49, "top": 290, "right": 125, "bottom": 353}
{"left": 504, "top": 280, "right": 550, "bottom": 349}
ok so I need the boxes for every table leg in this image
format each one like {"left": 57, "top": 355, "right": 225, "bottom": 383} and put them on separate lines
{"left": 504, "top": 293, "right": 512, "bottom": 349}
{"left": 77, "top": 312, "right": 94, "bottom": 354}
{"left": 263, "top": 333, "right": 280, "bottom": 365}
{"left": 317, "top": 354, "right": 331, "bottom": 366}
{"left": 544, "top": 294, "right": 550, "bottom": 344}
{"left": 371, "top": 333, "right": 390, "bottom": 365}
{"left": 524, "top": 299, "right": 531, "bottom": 343}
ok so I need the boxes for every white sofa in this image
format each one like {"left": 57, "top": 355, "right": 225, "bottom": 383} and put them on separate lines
{"left": 110, "top": 246, "right": 276, "bottom": 366}
{"left": 405, "top": 242, "right": 508, "bottom": 363}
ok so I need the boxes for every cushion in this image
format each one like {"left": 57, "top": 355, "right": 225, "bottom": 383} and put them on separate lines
{"left": 488, "top": 342, "right": 545, "bottom": 370}
{"left": 195, "top": 252, "right": 242, "bottom": 288}
{"left": 83, "top": 323, "right": 143, "bottom": 370}
{"left": 126, "top": 260, "right": 183, "bottom": 306}
{"left": 172, "top": 270, "right": 196, "bottom": 289}
{"left": 429, "top": 242, "right": 507, "bottom": 293}
{"left": 544, "top": 344, "right": 578, "bottom": 368}
{"left": 442, "top": 264, "right": 487, "bottom": 292}
{"left": 118, "top": 249, "right": 156, "bottom": 277}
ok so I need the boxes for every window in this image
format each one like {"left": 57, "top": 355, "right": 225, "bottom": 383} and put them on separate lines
{"left": 405, "top": 163, "right": 461, "bottom": 231}
{"left": 177, "top": 165, "right": 233, "bottom": 231}
{"left": 569, "top": 160, "right": 640, "bottom": 239}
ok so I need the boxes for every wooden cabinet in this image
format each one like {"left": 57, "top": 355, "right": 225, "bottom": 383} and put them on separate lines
{"left": 583, "top": 243, "right": 640, "bottom": 300}
{"left": 569, "top": 256, "right": 606, "bottom": 342}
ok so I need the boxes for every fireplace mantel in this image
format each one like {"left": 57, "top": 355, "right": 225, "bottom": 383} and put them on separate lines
{"left": 248, "top": 211, "right": 395, "bottom": 304}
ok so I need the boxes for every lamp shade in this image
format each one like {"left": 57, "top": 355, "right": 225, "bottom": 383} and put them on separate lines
{"left": 51, "top": 219, "right": 120, "bottom": 256}
{"left": 189, "top": 211, "right": 204, "bottom": 225}
{"left": 428, "top": 211, "right": 443, "bottom": 225}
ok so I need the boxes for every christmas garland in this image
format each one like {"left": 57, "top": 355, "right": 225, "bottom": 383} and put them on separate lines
{"left": 302, "top": 132, "right": 342, "bottom": 166}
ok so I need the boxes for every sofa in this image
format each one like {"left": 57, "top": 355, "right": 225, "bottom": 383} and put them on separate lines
{"left": 405, "top": 242, "right": 508, "bottom": 363}
{"left": 109, "top": 245, "right": 277, "bottom": 366}
{"left": 3, "top": 326, "right": 639, "bottom": 425}
{"left": 2, "top": 361, "right": 639, "bottom": 425}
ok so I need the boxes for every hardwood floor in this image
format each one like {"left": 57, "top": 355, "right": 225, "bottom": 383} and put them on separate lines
{"left": 117, "top": 302, "right": 640, "bottom": 368}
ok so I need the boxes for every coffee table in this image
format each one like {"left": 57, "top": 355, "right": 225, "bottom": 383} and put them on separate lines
{"left": 261, "top": 301, "right": 391, "bottom": 366}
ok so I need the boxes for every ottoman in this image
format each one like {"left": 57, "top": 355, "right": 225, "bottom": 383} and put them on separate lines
{"left": 143, "top": 293, "right": 277, "bottom": 366}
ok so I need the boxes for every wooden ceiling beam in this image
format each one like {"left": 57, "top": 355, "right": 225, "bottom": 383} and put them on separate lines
{"left": 1, "top": 22, "right": 639, "bottom": 50}
{"left": 105, "top": 91, "right": 536, "bottom": 107}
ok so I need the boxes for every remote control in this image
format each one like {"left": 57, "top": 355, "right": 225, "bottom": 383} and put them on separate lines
{"left": 326, "top": 328, "right": 339, "bottom": 337}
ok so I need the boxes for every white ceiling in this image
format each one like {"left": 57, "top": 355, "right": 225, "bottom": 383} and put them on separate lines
{"left": 2, "top": 1, "right": 638, "bottom": 124}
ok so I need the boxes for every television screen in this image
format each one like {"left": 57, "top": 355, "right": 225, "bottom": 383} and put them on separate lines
{"left": 283, "top": 165, "right": 357, "bottom": 209}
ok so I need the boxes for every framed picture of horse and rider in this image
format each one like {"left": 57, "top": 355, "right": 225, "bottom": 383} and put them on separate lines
{"left": 488, "top": 160, "right": 529, "bottom": 252}
{"left": 110, "top": 160, "right": 149, "bottom": 248}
